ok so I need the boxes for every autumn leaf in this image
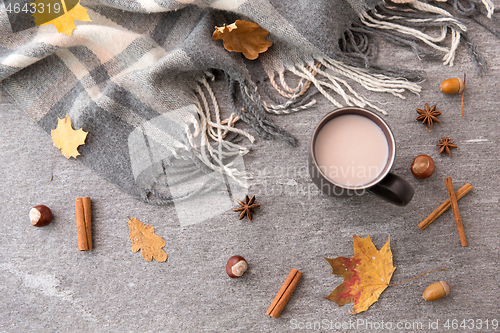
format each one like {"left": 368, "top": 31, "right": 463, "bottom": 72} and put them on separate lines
{"left": 212, "top": 20, "right": 273, "bottom": 60}
{"left": 31, "top": 0, "right": 91, "bottom": 36}
{"left": 128, "top": 217, "right": 167, "bottom": 262}
{"left": 325, "top": 235, "right": 395, "bottom": 314}
{"left": 51, "top": 113, "right": 88, "bottom": 159}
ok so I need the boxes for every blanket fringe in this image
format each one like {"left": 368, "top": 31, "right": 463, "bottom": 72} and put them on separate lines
{"left": 482, "top": 0, "right": 495, "bottom": 18}
{"left": 225, "top": 74, "right": 298, "bottom": 146}
{"left": 191, "top": 77, "right": 253, "bottom": 188}
{"left": 353, "top": 0, "right": 496, "bottom": 73}
{"left": 290, "top": 57, "right": 423, "bottom": 114}
{"left": 260, "top": 52, "right": 422, "bottom": 117}
{"left": 260, "top": 65, "right": 318, "bottom": 114}
{"left": 359, "top": 1, "right": 465, "bottom": 66}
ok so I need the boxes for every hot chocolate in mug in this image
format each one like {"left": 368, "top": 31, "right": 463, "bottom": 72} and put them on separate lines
{"left": 308, "top": 107, "right": 414, "bottom": 206}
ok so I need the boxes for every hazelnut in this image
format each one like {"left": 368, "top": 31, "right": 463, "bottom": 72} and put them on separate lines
{"left": 411, "top": 155, "right": 435, "bottom": 179}
{"left": 30, "top": 205, "right": 53, "bottom": 227}
{"left": 440, "top": 78, "right": 464, "bottom": 95}
{"left": 226, "top": 255, "right": 248, "bottom": 278}
{"left": 423, "top": 281, "right": 450, "bottom": 301}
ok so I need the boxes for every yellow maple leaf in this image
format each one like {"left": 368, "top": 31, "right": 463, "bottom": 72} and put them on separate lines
{"left": 51, "top": 113, "right": 88, "bottom": 159}
{"left": 128, "top": 218, "right": 168, "bottom": 262}
{"left": 31, "top": 0, "right": 91, "bottom": 36}
{"left": 325, "top": 235, "right": 395, "bottom": 314}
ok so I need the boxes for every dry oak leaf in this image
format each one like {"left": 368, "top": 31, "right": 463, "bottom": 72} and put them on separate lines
{"left": 212, "top": 20, "right": 273, "bottom": 60}
{"left": 51, "top": 113, "right": 88, "bottom": 159}
{"left": 128, "top": 217, "right": 167, "bottom": 262}
{"left": 325, "top": 235, "right": 395, "bottom": 314}
{"left": 31, "top": 0, "right": 91, "bottom": 36}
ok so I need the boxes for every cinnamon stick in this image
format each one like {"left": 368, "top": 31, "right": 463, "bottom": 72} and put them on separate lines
{"left": 445, "top": 177, "right": 467, "bottom": 246}
{"left": 82, "top": 197, "right": 92, "bottom": 250}
{"left": 75, "top": 197, "right": 92, "bottom": 251}
{"left": 266, "top": 268, "right": 302, "bottom": 319}
{"left": 418, "top": 183, "right": 473, "bottom": 230}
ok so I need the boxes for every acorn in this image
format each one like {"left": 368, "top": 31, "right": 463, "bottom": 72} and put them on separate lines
{"left": 440, "top": 78, "right": 464, "bottom": 95}
{"left": 423, "top": 281, "right": 450, "bottom": 301}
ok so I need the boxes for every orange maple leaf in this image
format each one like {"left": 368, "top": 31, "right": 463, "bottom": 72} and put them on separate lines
{"left": 31, "top": 0, "right": 91, "bottom": 36}
{"left": 325, "top": 235, "right": 395, "bottom": 314}
{"left": 128, "top": 218, "right": 168, "bottom": 262}
{"left": 50, "top": 113, "right": 88, "bottom": 159}
{"left": 212, "top": 20, "right": 273, "bottom": 60}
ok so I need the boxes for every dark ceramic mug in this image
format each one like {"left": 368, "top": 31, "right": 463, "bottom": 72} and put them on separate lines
{"left": 308, "top": 107, "right": 414, "bottom": 206}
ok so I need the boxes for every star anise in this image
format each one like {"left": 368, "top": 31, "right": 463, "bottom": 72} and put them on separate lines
{"left": 233, "top": 195, "right": 260, "bottom": 221}
{"left": 416, "top": 103, "right": 441, "bottom": 132}
{"left": 437, "top": 136, "right": 458, "bottom": 156}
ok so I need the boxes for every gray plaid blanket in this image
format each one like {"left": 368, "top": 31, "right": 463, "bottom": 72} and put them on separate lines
{"left": 0, "top": 0, "right": 496, "bottom": 214}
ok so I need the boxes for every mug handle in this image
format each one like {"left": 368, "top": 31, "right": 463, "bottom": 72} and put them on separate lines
{"left": 367, "top": 173, "right": 414, "bottom": 206}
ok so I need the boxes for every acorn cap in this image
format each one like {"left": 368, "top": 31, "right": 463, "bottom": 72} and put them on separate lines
{"left": 439, "top": 281, "right": 450, "bottom": 296}
{"left": 423, "top": 281, "right": 451, "bottom": 301}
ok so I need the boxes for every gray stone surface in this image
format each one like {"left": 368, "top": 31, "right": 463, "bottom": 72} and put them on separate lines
{"left": 1, "top": 21, "right": 500, "bottom": 333}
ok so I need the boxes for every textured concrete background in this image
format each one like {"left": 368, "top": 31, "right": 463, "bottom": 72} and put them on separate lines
{"left": 1, "top": 15, "right": 500, "bottom": 333}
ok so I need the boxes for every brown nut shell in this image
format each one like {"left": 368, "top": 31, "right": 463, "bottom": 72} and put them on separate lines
{"left": 423, "top": 281, "right": 450, "bottom": 301}
{"left": 30, "top": 205, "right": 53, "bottom": 227}
{"left": 411, "top": 155, "right": 435, "bottom": 179}
{"left": 440, "top": 78, "right": 464, "bottom": 94}
{"left": 226, "top": 255, "right": 247, "bottom": 278}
